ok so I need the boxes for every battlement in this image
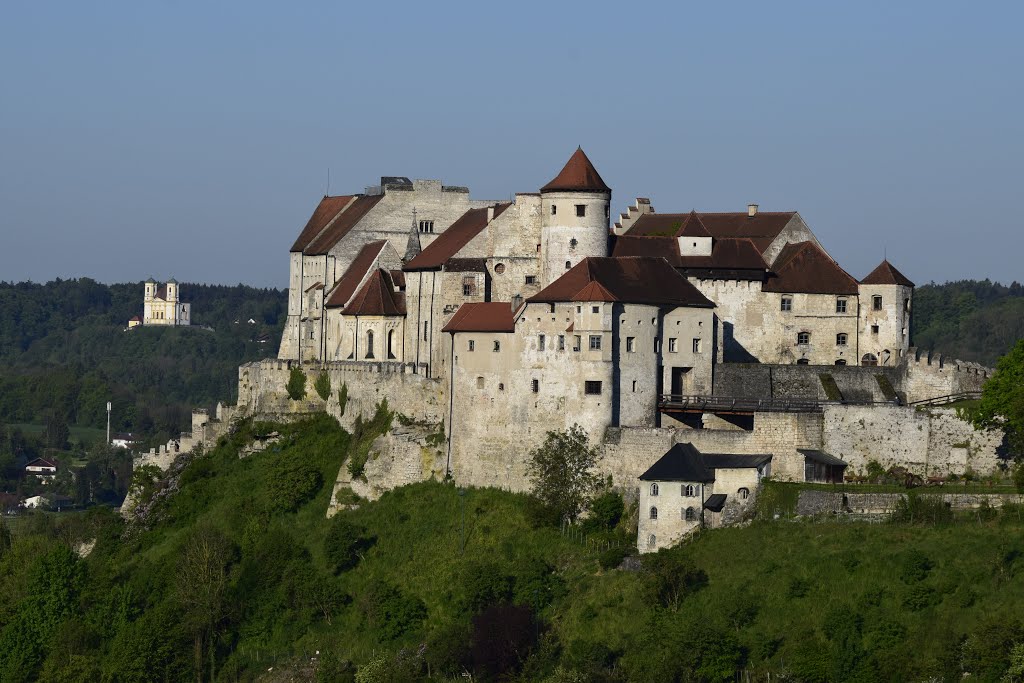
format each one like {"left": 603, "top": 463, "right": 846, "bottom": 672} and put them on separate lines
{"left": 905, "top": 347, "right": 992, "bottom": 378}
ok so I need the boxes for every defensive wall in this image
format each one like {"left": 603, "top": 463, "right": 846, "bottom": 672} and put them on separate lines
{"left": 796, "top": 490, "right": 1024, "bottom": 517}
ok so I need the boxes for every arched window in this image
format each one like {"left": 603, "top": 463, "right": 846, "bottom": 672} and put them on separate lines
{"left": 682, "top": 484, "right": 697, "bottom": 497}
{"left": 565, "top": 260, "right": 571, "bottom": 270}
{"left": 738, "top": 487, "right": 749, "bottom": 500}
{"left": 797, "top": 332, "right": 810, "bottom": 345}
{"left": 365, "top": 330, "right": 374, "bottom": 359}
{"left": 648, "top": 534, "right": 656, "bottom": 549}
{"left": 835, "top": 359, "right": 847, "bottom": 366}
{"left": 650, "top": 483, "right": 659, "bottom": 496}
{"left": 649, "top": 506, "right": 658, "bottom": 520}
{"left": 684, "top": 507, "right": 696, "bottom": 522}
{"left": 796, "top": 358, "right": 810, "bottom": 365}
{"left": 387, "top": 330, "right": 396, "bottom": 359}
{"left": 861, "top": 353, "right": 878, "bottom": 367}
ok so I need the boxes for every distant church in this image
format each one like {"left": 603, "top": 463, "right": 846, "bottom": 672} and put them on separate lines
{"left": 130, "top": 278, "right": 191, "bottom": 327}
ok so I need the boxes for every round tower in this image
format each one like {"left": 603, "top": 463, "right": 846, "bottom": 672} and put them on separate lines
{"left": 539, "top": 147, "right": 611, "bottom": 286}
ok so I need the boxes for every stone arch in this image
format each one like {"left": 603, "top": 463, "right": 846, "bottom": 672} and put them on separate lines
{"left": 649, "top": 506, "right": 658, "bottom": 520}
{"left": 861, "top": 353, "right": 878, "bottom": 366}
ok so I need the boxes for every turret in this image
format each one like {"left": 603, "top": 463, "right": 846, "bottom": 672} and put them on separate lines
{"left": 166, "top": 278, "right": 178, "bottom": 303}
{"left": 144, "top": 277, "right": 155, "bottom": 301}
{"left": 539, "top": 147, "right": 611, "bottom": 286}
{"left": 858, "top": 260, "right": 915, "bottom": 366}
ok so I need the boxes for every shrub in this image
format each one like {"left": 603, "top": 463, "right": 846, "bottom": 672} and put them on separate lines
{"left": 286, "top": 367, "right": 307, "bottom": 401}
{"left": 899, "top": 550, "right": 934, "bottom": 583}
{"left": 314, "top": 372, "right": 331, "bottom": 401}
{"left": 582, "top": 491, "right": 624, "bottom": 534}
{"left": 901, "top": 585, "right": 938, "bottom": 611}
{"left": 456, "top": 561, "right": 514, "bottom": 614}
{"left": 266, "top": 458, "right": 322, "bottom": 513}
{"left": 598, "top": 545, "right": 628, "bottom": 571}
{"left": 891, "top": 492, "right": 953, "bottom": 525}
{"left": 786, "top": 576, "right": 811, "bottom": 598}
{"left": 358, "top": 580, "right": 427, "bottom": 641}
{"left": 337, "top": 383, "right": 348, "bottom": 416}
{"left": 641, "top": 548, "right": 708, "bottom": 610}
{"left": 865, "top": 460, "right": 886, "bottom": 480}
{"left": 324, "top": 518, "right": 370, "bottom": 574}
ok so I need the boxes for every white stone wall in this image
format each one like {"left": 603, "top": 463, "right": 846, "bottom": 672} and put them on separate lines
{"left": 540, "top": 190, "right": 610, "bottom": 287}
{"left": 638, "top": 480, "right": 706, "bottom": 552}
{"left": 858, "top": 283, "right": 912, "bottom": 366}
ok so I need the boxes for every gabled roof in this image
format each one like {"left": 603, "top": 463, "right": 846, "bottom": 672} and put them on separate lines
{"left": 678, "top": 211, "right": 712, "bottom": 238}
{"left": 325, "top": 241, "right": 389, "bottom": 308}
{"left": 639, "top": 443, "right": 772, "bottom": 482}
{"left": 763, "top": 241, "right": 860, "bottom": 295}
{"left": 404, "top": 204, "right": 511, "bottom": 271}
{"left": 626, "top": 211, "right": 797, "bottom": 253}
{"left": 25, "top": 458, "right": 57, "bottom": 469}
{"left": 305, "top": 194, "right": 385, "bottom": 256}
{"left": 540, "top": 147, "right": 611, "bottom": 194}
{"left": 798, "top": 449, "right": 848, "bottom": 468}
{"left": 341, "top": 269, "right": 406, "bottom": 317}
{"left": 291, "top": 195, "right": 356, "bottom": 252}
{"left": 861, "top": 260, "right": 915, "bottom": 287}
{"left": 612, "top": 235, "right": 768, "bottom": 272}
{"left": 529, "top": 257, "right": 714, "bottom": 308}
{"left": 442, "top": 302, "right": 517, "bottom": 333}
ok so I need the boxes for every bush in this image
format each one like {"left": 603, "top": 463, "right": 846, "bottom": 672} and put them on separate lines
{"left": 358, "top": 580, "right": 427, "bottom": 641}
{"left": 891, "top": 492, "right": 953, "bottom": 525}
{"left": 314, "top": 372, "right": 331, "bottom": 401}
{"left": 582, "top": 491, "right": 624, "bottom": 534}
{"left": 598, "top": 545, "right": 628, "bottom": 571}
{"left": 338, "top": 383, "right": 349, "bottom": 416}
{"left": 899, "top": 550, "right": 934, "bottom": 583}
{"left": 324, "top": 517, "right": 370, "bottom": 574}
{"left": 642, "top": 548, "right": 708, "bottom": 610}
{"left": 266, "top": 458, "right": 322, "bottom": 513}
{"left": 286, "top": 367, "right": 306, "bottom": 401}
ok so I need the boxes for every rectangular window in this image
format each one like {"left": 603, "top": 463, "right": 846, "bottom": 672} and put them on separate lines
{"left": 493, "top": 340, "right": 501, "bottom": 352}
{"left": 781, "top": 296, "right": 793, "bottom": 312}
{"left": 692, "top": 338, "right": 701, "bottom": 353}
{"left": 558, "top": 335, "right": 565, "bottom": 351}
{"left": 551, "top": 204, "right": 557, "bottom": 215}
{"left": 836, "top": 333, "right": 847, "bottom": 346}
{"left": 626, "top": 337, "right": 635, "bottom": 352}
{"left": 592, "top": 306, "right": 599, "bottom": 314}
{"left": 418, "top": 220, "right": 434, "bottom": 233}
{"left": 462, "top": 276, "right": 476, "bottom": 297}
{"left": 836, "top": 297, "right": 847, "bottom": 314}
{"left": 669, "top": 338, "right": 678, "bottom": 353}
{"left": 589, "top": 335, "right": 602, "bottom": 350}
{"left": 575, "top": 204, "right": 586, "bottom": 217}
{"left": 468, "top": 340, "right": 475, "bottom": 351}
{"left": 576, "top": 306, "right": 582, "bottom": 314}
{"left": 525, "top": 275, "right": 537, "bottom": 285}
{"left": 873, "top": 295, "right": 882, "bottom": 311}
{"left": 797, "top": 332, "right": 810, "bottom": 345}
{"left": 423, "top": 321, "right": 428, "bottom": 341}
{"left": 531, "top": 379, "right": 539, "bottom": 393}
{"left": 584, "top": 381, "right": 602, "bottom": 395}
{"left": 538, "top": 334, "right": 546, "bottom": 351}
{"left": 573, "top": 335, "right": 581, "bottom": 351}
{"left": 871, "top": 325, "right": 879, "bottom": 335}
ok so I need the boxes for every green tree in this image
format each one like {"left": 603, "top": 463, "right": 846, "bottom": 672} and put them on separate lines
{"left": 526, "top": 424, "right": 600, "bottom": 524}
{"left": 314, "top": 371, "right": 332, "bottom": 401}
{"left": 324, "top": 517, "right": 369, "bottom": 574}
{"left": 642, "top": 548, "right": 708, "bottom": 611}
{"left": 971, "top": 338, "right": 1024, "bottom": 455}
{"left": 338, "top": 383, "right": 349, "bottom": 416}
{"left": 286, "top": 367, "right": 307, "bottom": 401}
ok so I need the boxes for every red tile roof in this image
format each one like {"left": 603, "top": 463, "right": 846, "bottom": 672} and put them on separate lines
{"left": 626, "top": 211, "right": 797, "bottom": 253}
{"left": 530, "top": 257, "right": 714, "bottom": 307}
{"left": 325, "top": 241, "right": 389, "bottom": 308}
{"left": 861, "top": 260, "right": 915, "bottom": 287}
{"left": 305, "top": 194, "right": 385, "bottom": 256}
{"left": 290, "top": 195, "right": 356, "bottom": 252}
{"left": 341, "top": 269, "right": 406, "bottom": 316}
{"left": 442, "top": 302, "right": 517, "bottom": 333}
{"left": 678, "top": 211, "right": 712, "bottom": 238}
{"left": 612, "top": 235, "right": 767, "bottom": 271}
{"left": 540, "top": 147, "right": 611, "bottom": 194}
{"left": 404, "top": 204, "right": 511, "bottom": 271}
{"left": 763, "top": 242, "right": 860, "bottom": 295}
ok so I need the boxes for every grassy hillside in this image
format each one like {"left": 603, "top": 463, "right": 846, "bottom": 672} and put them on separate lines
{"left": 3, "top": 415, "right": 1024, "bottom": 682}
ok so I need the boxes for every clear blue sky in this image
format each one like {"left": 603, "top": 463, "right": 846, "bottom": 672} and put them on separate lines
{"left": 1, "top": 1, "right": 1021, "bottom": 288}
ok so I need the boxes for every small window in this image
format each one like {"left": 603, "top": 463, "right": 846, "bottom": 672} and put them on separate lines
{"left": 685, "top": 507, "right": 697, "bottom": 522}
{"left": 584, "top": 380, "right": 602, "bottom": 395}
{"left": 683, "top": 484, "right": 697, "bottom": 497}
{"left": 648, "top": 534, "right": 656, "bottom": 549}
{"left": 669, "top": 338, "right": 677, "bottom": 353}
{"left": 531, "top": 379, "right": 539, "bottom": 393}
{"left": 576, "top": 305, "right": 582, "bottom": 314}
{"left": 692, "top": 338, "right": 701, "bottom": 353}
{"left": 649, "top": 506, "right": 658, "bottom": 520}
{"left": 498, "top": 382, "right": 504, "bottom": 390}
{"left": 626, "top": 337, "right": 635, "bottom": 352}
{"left": 565, "top": 261, "right": 571, "bottom": 270}
{"left": 558, "top": 335, "right": 565, "bottom": 351}
{"left": 468, "top": 340, "right": 475, "bottom": 352}
{"left": 781, "top": 296, "right": 793, "bottom": 312}
{"left": 538, "top": 334, "right": 546, "bottom": 351}
{"left": 494, "top": 263, "right": 506, "bottom": 274}
{"left": 551, "top": 204, "right": 557, "bottom": 215}
{"left": 525, "top": 275, "right": 537, "bottom": 285}
{"left": 797, "top": 332, "right": 810, "bottom": 345}
{"left": 575, "top": 204, "right": 586, "bottom": 217}
{"left": 569, "top": 238, "right": 578, "bottom": 250}
{"left": 493, "top": 340, "right": 501, "bottom": 352}
{"left": 738, "top": 488, "right": 749, "bottom": 500}
{"left": 871, "top": 325, "right": 879, "bottom": 334}
{"left": 592, "top": 306, "right": 600, "bottom": 314}
{"left": 462, "top": 276, "right": 476, "bottom": 297}
{"left": 589, "top": 335, "right": 602, "bottom": 350}
{"left": 650, "top": 483, "right": 659, "bottom": 496}
{"left": 548, "top": 303, "right": 555, "bottom": 314}
{"left": 365, "top": 330, "right": 375, "bottom": 359}
{"left": 573, "top": 335, "right": 581, "bottom": 352}
{"left": 835, "top": 359, "right": 847, "bottom": 366}
{"left": 836, "top": 297, "right": 848, "bottom": 313}
{"left": 836, "top": 333, "right": 848, "bottom": 346}
{"left": 632, "top": 380, "right": 637, "bottom": 392}
{"left": 861, "top": 353, "right": 878, "bottom": 367}
{"left": 873, "top": 295, "right": 883, "bottom": 311}
{"left": 418, "top": 220, "right": 434, "bottom": 234}
{"left": 797, "top": 358, "right": 810, "bottom": 365}
{"left": 476, "top": 376, "right": 484, "bottom": 389}
{"left": 423, "top": 321, "right": 429, "bottom": 342}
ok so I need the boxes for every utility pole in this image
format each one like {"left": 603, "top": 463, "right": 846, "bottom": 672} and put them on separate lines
{"left": 106, "top": 402, "right": 112, "bottom": 445}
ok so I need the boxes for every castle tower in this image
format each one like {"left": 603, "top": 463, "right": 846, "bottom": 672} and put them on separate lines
{"left": 539, "top": 147, "right": 611, "bottom": 286}
{"left": 858, "top": 260, "right": 915, "bottom": 366}
{"left": 165, "top": 278, "right": 178, "bottom": 303}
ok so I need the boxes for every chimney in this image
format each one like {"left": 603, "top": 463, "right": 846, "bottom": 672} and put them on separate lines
{"left": 487, "top": 206, "right": 495, "bottom": 222}
{"left": 747, "top": 203, "right": 758, "bottom": 217}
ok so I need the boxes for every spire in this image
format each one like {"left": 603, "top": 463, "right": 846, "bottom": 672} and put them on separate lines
{"left": 540, "top": 147, "right": 611, "bottom": 193}
{"left": 404, "top": 209, "right": 422, "bottom": 262}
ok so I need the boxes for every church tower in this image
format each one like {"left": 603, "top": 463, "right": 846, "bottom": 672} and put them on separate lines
{"left": 166, "top": 278, "right": 178, "bottom": 303}
{"left": 539, "top": 147, "right": 611, "bottom": 286}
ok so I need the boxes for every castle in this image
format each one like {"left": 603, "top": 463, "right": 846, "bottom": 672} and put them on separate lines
{"left": 205, "top": 149, "right": 996, "bottom": 552}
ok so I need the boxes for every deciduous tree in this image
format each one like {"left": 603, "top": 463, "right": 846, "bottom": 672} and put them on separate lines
{"left": 526, "top": 425, "right": 599, "bottom": 524}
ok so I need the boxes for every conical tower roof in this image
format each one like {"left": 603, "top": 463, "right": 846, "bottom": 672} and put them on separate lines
{"left": 540, "top": 147, "right": 611, "bottom": 193}
{"left": 404, "top": 214, "right": 422, "bottom": 262}
{"left": 861, "top": 260, "right": 915, "bottom": 287}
